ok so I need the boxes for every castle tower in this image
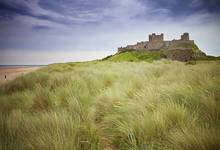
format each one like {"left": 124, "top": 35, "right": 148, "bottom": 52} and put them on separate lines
{"left": 181, "top": 33, "right": 189, "bottom": 41}
{"left": 149, "top": 33, "right": 164, "bottom": 42}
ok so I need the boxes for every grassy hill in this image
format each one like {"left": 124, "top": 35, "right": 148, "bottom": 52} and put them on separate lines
{"left": 0, "top": 59, "right": 220, "bottom": 150}
{"left": 102, "top": 50, "right": 162, "bottom": 62}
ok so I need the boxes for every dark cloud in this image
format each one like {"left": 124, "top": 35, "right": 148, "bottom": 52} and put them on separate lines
{"left": 1, "top": 0, "right": 219, "bottom": 25}
{"left": 143, "top": 0, "right": 220, "bottom": 17}
{"left": 0, "top": 1, "right": 74, "bottom": 25}
{"left": 38, "top": 0, "right": 111, "bottom": 16}
{"left": 202, "top": 0, "right": 220, "bottom": 12}
{"left": 0, "top": 1, "right": 33, "bottom": 20}
{"left": 37, "top": 0, "right": 115, "bottom": 25}
{"left": 0, "top": 0, "right": 110, "bottom": 25}
{"left": 35, "top": 14, "right": 73, "bottom": 25}
{"left": 32, "top": 25, "right": 52, "bottom": 31}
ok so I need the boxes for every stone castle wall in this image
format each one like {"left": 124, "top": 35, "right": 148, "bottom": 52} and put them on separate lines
{"left": 118, "top": 33, "right": 194, "bottom": 52}
{"left": 149, "top": 33, "right": 164, "bottom": 42}
{"left": 146, "top": 41, "right": 164, "bottom": 50}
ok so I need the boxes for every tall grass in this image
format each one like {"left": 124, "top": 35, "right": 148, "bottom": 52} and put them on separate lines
{"left": 0, "top": 60, "right": 220, "bottom": 149}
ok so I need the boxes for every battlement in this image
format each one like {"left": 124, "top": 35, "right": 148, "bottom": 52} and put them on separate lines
{"left": 118, "top": 33, "right": 195, "bottom": 52}
{"left": 149, "top": 33, "right": 164, "bottom": 42}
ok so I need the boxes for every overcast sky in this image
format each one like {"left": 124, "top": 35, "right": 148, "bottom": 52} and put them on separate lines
{"left": 0, "top": 0, "right": 220, "bottom": 65}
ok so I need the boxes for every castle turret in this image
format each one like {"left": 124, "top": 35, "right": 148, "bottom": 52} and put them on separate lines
{"left": 181, "top": 33, "right": 189, "bottom": 41}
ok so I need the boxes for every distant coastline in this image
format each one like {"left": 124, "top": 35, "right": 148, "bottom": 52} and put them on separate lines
{"left": 0, "top": 66, "right": 44, "bottom": 84}
{"left": 0, "top": 65, "right": 46, "bottom": 69}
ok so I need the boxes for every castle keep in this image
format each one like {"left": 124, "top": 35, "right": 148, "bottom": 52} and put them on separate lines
{"left": 118, "top": 33, "right": 194, "bottom": 52}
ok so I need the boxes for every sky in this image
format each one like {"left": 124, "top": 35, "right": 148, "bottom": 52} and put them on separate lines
{"left": 0, "top": 0, "right": 220, "bottom": 65}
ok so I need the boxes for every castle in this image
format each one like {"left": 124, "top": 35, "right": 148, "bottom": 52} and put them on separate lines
{"left": 118, "top": 33, "right": 195, "bottom": 52}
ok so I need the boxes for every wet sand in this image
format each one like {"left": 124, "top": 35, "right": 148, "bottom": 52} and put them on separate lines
{"left": 0, "top": 67, "right": 43, "bottom": 85}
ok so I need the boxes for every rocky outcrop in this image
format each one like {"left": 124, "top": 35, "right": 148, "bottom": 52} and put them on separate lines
{"left": 162, "top": 49, "right": 195, "bottom": 61}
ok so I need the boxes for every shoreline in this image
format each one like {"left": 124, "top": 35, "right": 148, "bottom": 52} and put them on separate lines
{"left": 0, "top": 66, "right": 43, "bottom": 85}
{"left": 0, "top": 65, "right": 46, "bottom": 68}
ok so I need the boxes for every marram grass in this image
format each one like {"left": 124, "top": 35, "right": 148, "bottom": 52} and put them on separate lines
{"left": 0, "top": 60, "right": 220, "bottom": 150}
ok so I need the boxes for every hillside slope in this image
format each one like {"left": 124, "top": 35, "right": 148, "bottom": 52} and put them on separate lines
{"left": 103, "top": 50, "right": 162, "bottom": 62}
{"left": 0, "top": 60, "right": 220, "bottom": 149}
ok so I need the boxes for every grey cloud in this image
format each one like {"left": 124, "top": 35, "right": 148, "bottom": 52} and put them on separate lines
{"left": 32, "top": 25, "right": 52, "bottom": 31}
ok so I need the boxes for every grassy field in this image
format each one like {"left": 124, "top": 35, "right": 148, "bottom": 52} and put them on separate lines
{"left": 0, "top": 59, "right": 220, "bottom": 150}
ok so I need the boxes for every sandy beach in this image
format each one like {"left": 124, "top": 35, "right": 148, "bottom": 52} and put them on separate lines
{"left": 0, "top": 66, "right": 43, "bottom": 85}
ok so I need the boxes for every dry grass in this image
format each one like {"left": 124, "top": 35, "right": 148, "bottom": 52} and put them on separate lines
{"left": 0, "top": 60, "right": 220, "bottom": 149}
